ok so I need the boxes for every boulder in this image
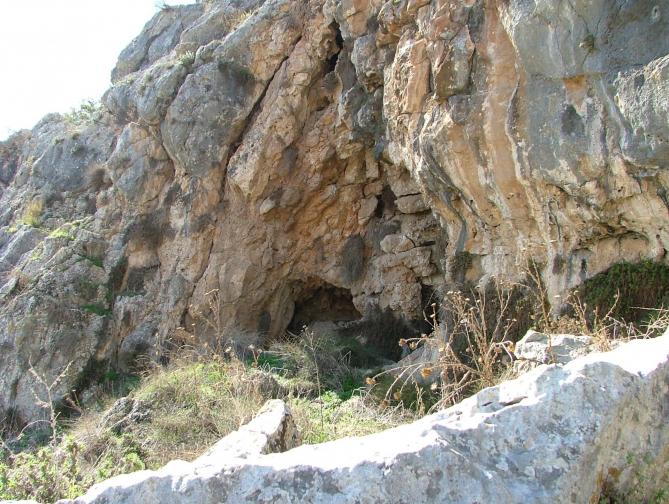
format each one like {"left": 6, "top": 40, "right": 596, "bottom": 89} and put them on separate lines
{"left": 59, "top": 331, "right": 669, "bottom": 503}
{"left": 384, "top": 338, "right": 441, "bottom": 386}
{"left": 513, "top": 330, "right": 594, "bottom": 373}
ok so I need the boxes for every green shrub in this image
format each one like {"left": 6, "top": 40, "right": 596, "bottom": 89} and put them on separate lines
{"left": 29, "top": 245, "right": 44, "bottom": 262}
{"left": 579, "top": 260, "right": 669, "bottom": 324}
{"left": 178, "top": 51, "right": 196, "bottom": 67}
{"left": 82, "top": 255, "right": 104, "bottom": 269}
{"left": 63, "top": 100, "right": 103, "bottom": 127}
{"left": 91, "top": 434, "right": 145, "bottom": 482}
{"left": 254, "top": 352, "right": 290, "bottom": 374}
{"left": 82, "top": 304, "right": 112, "bottom": 317}
{"left": 49, "top": 226, "right": 75, "bottom": 240}
{"left": 0, "top": 436, "right": 88, "bottom": 502}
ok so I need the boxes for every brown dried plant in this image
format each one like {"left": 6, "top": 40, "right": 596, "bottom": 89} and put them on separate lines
{"left": 28, "top": 361, "right": 74, "bottom": 446}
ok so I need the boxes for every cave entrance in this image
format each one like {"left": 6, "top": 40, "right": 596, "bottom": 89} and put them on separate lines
{"left": 287, "top": 278, "right": 361, "bottom": 333}
{"left": 285, "top": 280, "right": 434, "bottom": 367}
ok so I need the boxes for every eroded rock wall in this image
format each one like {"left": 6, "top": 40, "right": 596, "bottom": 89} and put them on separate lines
{"left": 0, "top": 0, "right": 668, "bottom": 422}
{"left": 382, "top": 0, "right": 669, "bottom": 297}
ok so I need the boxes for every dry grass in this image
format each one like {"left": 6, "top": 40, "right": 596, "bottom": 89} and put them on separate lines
{"left": 366, "top": 264, "right": 669, "bottom": 415}
{"left": 72, "top": 353, "right": 268, "bottom": 469}
{"left": 558, "top": 294, "right": 669, "bottom": 352}
{"left": 436, "top": 284, "right": 518, "bottom": 405}
{"left": 137, "top": 358, "right": 263, "bottom": 464}
{"left": 364, "top": 281, "right": 520, "bottom": 412}
{"left": 3, "top": 330, "right": 405, "bottom": 501}
{"left": 290, "top": 393, "right": 409, "bottom": 445}
{"left": 266, "top": 328, "right": 360, "bottom": 394}
{"left": 267, "top": 327, "right": 412, "bottom": 444}
{"left": 18, "top": 199, "right": 43, "bottom": 228}
{"left": 222, "top": 9, "right": 254, "bottom": 33}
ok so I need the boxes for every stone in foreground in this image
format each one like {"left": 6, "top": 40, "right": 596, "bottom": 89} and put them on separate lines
{"left": 62, "top": 331, "right": 669, "bottom": 503}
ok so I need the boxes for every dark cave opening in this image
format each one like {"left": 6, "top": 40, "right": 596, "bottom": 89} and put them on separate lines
{"left": 285, "top": 275, "right": 439, "bottom": 366}
{"left": 287, "top": 279, "right": 362, "bottom": 333}
{"left": 287, "top": 280, "right": 436, "bottom": 365}
{"left": 375, "top": 186, "right": 397, "bottom": 219}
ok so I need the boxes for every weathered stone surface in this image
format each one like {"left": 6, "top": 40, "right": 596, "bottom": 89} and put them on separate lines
{"left": 0, "top": 130, "right": 30, "bottom": 195}
{"left": 111, "top": 3, "right": 203, "bottom": 83}
{"left": 58, "top": 332, "right": 669, "bottom": 503}
{"left": 0, "top": 227, "right": 46, "bottom": 275}
{"left": 29, "top": 121, "right": 116, "bottom": 194}
{"left": 99, "top": 397, "right": 151, "bottom": 435}
{"left": 380, "top": 233, "right": 414, "bottom": 254}
{"left": 196, "top": 399, "right": 300, "bottom": 460}
{"left": 175, "top": 0, "right": 267, "bottom": 55}
{"left": 432, "top": 26, "right": 475, "bottom": 100}
{"left": 396, "top": 193, "right": 429, "bottom": 214}
{"left": 0, "top": 224, "right": 112, "bottom": 421}
{"left": 104, "top": 59, "right": 191, "bottom": 125}
{"left": 614, "top": 54, "right": 669, "bottom": 166}
{"left": 513, "top": 329, "right": 594, "bottom": 373}
{"left": 161, "top": 0, "right": 304, "bottom": 176}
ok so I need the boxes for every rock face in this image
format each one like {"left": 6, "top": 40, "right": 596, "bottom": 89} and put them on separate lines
{"left": 52, "top": 331, "right": 669, "bottom": 503}
{"left": 0, "top": 0, "right": 668, "bottom": 423}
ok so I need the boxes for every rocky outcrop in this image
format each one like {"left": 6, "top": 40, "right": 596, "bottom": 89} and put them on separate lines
{"left": 0, "top": 0, "right": 668, "bottom": 423}
{"left": 110, "top": 3, "right": 204, "bottom": 83}
{"left": 383, "top": 0, "right": 669, "bottom": 297}
{"left": 50, "top": 330, "right": 669, "bottom": 503}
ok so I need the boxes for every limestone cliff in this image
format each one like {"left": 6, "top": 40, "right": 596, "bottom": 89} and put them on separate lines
{"left": 0, "top": 0, "right": 667, "bottom": 423}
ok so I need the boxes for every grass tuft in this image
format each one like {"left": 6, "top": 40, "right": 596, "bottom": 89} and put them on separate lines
{"left": 18, "top": 200, "right": 43, "bottom": 228}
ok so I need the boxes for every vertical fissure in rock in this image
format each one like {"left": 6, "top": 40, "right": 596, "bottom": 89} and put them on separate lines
{"left": 326, "top": 23, "right": 344, "bottom": 73}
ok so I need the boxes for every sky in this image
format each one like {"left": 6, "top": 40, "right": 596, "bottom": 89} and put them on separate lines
{"left": 0, "top": 0, "right": 196, "bottom": 140}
